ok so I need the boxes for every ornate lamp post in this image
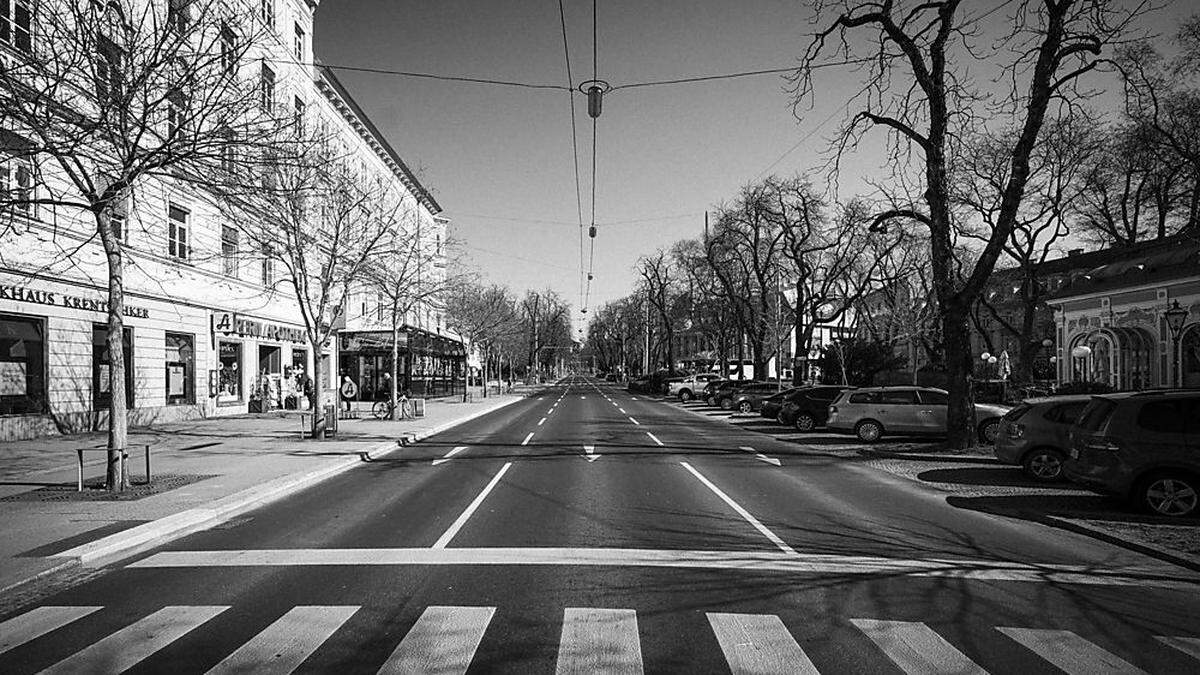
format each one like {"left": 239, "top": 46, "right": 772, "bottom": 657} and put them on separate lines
{"left": 1165, "top": 300, "right": 1189, "bottom": 387}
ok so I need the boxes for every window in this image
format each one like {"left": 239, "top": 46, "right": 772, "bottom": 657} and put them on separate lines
{"left": 261, "top": 245, "right": 274, "bottom": 286}
{"left": 221, "top": 225, "right": 239, "bottom": 276}
{"left": 293, "top": 22, "right": 304, "bottom": 61}
{"left": 261, "top": 148, "right": 276, "bottom": 189}
{"left": 0, "top": 313, "right": 46, "bottom": 414}
{"left": 917, "top": 389, "right": 948, "bottom": 405}
{"left": 219, "top": 128, "right": 236, "bottom": 173}
{"left": 0, "top": 152, "right": 36, "bottom": 219}
{"left": 220, "top": 23, "right": 236, "bottom": 74}
{"left": 293, "top": 96, "right": 305, "bottom": 133}
{"left": 849, "top": 392, "right": 879, "bottom": 404}
{"left": 108, "top": 193, "right": 127, "bottom": 243}
{"left": 167, "top": 204, "right": 188, "bottom": 260}
{"left": 93, "top": 324, "right": 133, "bottom": 409}
{"left": 1, "top": 0, "right": 32, "bottom": 53}
{"left": 260, "top": 0, "right": 273, "bottom": 31}
{"left": 166, "top": 0, "right": 189, "bottom": 34}
{"left": 1045, "top": 401, "right": 1087, "bottom": 424}
{"left": 260, "top": 63, "right": 274, "bottom": 112}
{"left": 880, "top": 389, "right": 917, "bottom": 404}
{"left": 1136, "top": 400, "right": 1188, "bottom": 434}
{"left": 1076, "top": 398, "right": 1116, "bottom": 433}
{"left": 166, "top": 84, "right": 186, "bottom": 138}
{"left": 165, "top": 332, "right": 194, "bottom": 405}
{"left": 217, "top": 340, "right": 242, "bottom": 403}
{"left": 96, "top": 35, "right": 123, "bottom": 104}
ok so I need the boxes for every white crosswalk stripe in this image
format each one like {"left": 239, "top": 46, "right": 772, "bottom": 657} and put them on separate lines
{"left": 41, "top": 605, "right": 228, "bottom": 674}
{"left": 0, "top": 606, "right": 101, "bottom": 655}
{"left": 997, "top": 627, "right": 1147, "bottom": 674}
{"left": 1156, "top": 635, "right": 1200, "bottom": 661}
{"left": 708, "top": 612, "right": 818, "bottom": 675}
{"left": 851, "top": 618, "right": 987, "bottom": 674}
{"left": 206, "top": 605, "right": 358, "bottom": 674}
{"left": 556, "top": 607, "right": 643, "bottom": 674}
{"left": 377, "top": 605, "right": 494, "bottom": 675}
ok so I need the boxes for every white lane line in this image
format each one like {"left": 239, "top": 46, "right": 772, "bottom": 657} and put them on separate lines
{"left": 646, "top": 432, "right": 664, "bottom": 446}
{"left": 522, "top": 432, "right": 534, "bottom": 446}
{"left": 556, "top": 608, "right": 643, "bottom": 674}
{"left": 851, "top": 619, "right": 986, "bottom": 675}
{"left": 432, "top": 463, "right": 513, "bottom": 549}
{"left": 1157, "top": 636, "right": 1200, "bottom": 661}
{"left": 618, "top": 408, "right": 627, "bottom": 414}
{"left": 998, "top": 627, "right": 1147, "bottom": 674}
{"left": 628, "top": 416, "right": 640, "bottom": 425}
{"left": 680, "top": 462, "right": 796, "bottom": 555}
{"left": 432, "top": 446, "right": 469, "bottom": 466}
{"left": 0, "top": 606, "right": 102, "bottom": 655}
{"left": 738, "top": 446, "right": 782, "bottom": 467}
{"left": 538, "top": 417, "right": 547, "bottom": 426}
{"left": 583, "top": 445, "right": 601, "bottom": 462}
{"left": 379, "top": 606, "right": 495, "bottom": 675}
{"left": 631, "top": 397, "right": 638, "bottom": 400}
{"left": 42, "top": 606, "right": 228, "bottom": 675}
{"left": 207, "top": 605, "right": 359, "bottom": 675}
{"left": 123, "top": 548, "right": 1197, "bottom": 587}
{"left": 708, "top": 613, "right": 818, "bottom": 675}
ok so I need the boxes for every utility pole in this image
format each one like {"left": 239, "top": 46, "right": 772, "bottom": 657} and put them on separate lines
{"left": 643, "top": 292, "right": 651, "bottom": 375}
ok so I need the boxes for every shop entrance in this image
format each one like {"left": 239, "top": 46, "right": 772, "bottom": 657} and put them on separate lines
{"left": 256, "top": 344, "right": 282, "bottom": 410}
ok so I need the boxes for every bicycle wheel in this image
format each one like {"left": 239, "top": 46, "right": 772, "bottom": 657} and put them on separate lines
{"left": 371, "top": 400, "right": 389, "bottom": 420}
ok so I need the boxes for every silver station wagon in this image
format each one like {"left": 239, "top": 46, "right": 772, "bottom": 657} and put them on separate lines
{"left": 827, "top": 386, "right": 1009, "bottom": 444}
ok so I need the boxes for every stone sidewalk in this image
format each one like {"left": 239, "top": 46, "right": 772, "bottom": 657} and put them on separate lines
{"left": 0, "top": 393, "right": 526, "bottom": 597}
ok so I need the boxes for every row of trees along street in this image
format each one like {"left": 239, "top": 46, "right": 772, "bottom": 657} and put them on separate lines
{"left": 0, "top": 1, "right": 449, "bottom": 489}
{"left": 590, "top": 2, "right": 1200, "bottom": 450}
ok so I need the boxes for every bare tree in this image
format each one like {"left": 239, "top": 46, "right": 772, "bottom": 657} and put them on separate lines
{"left": 637, "top": 249, "right": 680, "bottom": 373}
{"left": 446, "top": 281, "right": 520, "bottom": 398}
{"left": 0, "top": 0, "right": 282, "bottom": 488}
{"left": 795, "top": 0, "right": 1149, "bottom": 447}
{"left": 1076, "top": 122, "right": 1183, "bottom": 245}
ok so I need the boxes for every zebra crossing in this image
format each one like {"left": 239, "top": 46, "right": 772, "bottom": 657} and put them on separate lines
{"left": 2, "top": 603, "right": 1197, "bottom": 673}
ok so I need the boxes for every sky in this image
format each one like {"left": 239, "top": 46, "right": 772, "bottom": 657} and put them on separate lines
{"left": 313, "top": 1, "right": 1193, "bottom": 338}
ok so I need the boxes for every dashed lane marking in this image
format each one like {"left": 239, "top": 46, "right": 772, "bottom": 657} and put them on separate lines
{"left": 538, "top": 417, "right": 547, "bottom": 426}
{"left": 432, "top": 446, "right": 469, "bottom": 466}
{"left": 738, "top": 446, "right": 782, "bottom": 467}
{"left": 628, "top": 417, "right": 640, "bottom": 425}
{"left": 522, "top": 432, "right": 534, "bottom": 446}
{"left": 646, "top": 432, "right": 664, "bottom": 447}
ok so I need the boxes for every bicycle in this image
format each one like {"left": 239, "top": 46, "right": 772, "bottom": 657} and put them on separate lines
{"left": 371, "top": 397, "right": 412, "bottom": 420}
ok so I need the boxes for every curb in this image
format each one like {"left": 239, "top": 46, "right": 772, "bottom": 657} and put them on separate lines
{"left": 5, "top": 395, "right": 527, "bottom": 594}
{"left": 1040, "top": 515, "right": 1200, "bottom": 573}
{"left": 856, "top": 448, "right": 1001, "bottom": 463}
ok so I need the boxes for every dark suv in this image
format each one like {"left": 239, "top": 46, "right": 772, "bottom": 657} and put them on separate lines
{"left": 778, "top": 385, "right": 856, "bottom": 431}
{"left": 1065, "top": 391, "right": 1200, "bottom": 517}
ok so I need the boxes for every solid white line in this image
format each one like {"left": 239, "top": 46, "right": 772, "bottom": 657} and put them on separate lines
{"left": 998, "top": 627, "right": 1147, "bottom": 674}
{"left": 42, "top": 606, "right": 228, "bottom": 674}
{"left": 123, "top": 548, "right": 1198, "bottom": 587}
{"left": 708, "top": 613, "right": 818, "bottom": 675}
{"left": 1156, "top": 635, "right": 1200, "bottom": 661}
{"left": 432, "top": 446, "right": 469, "bottom": 466}
{"left": 628, "top": 416, "right": 640, "bottom": 425}
{"left": 538, "top": 417, "right": 547, "bottom": 426}
{"left": 522, "top": 432, "right": 534, "bottom": 445}
{"left": 432, "top": 462, "right": 513, "bottom": 549}
{"left": 0, "top": 606, "right": 102, "bottom": 655}
{"left": 680, "top": 462, "right": 797, "bottom": 555}
{"left": 851, "top": 619, "right": 986, "bottom": 675}
{"left": 379, "top": 606, "right": 494, "bottom": 675}
{"left": 556, "top": 608, "right": 643, "bottom": 674}
{"left": 207, "top": 606, "right": 358, "bottom": 675}
{"left": 646, "top": 432, "right": 664, "bottom": 446}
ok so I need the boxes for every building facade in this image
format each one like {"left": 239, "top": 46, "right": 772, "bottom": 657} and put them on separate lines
{"left": 0, "top": 0, "right": 448, "bottom": 439}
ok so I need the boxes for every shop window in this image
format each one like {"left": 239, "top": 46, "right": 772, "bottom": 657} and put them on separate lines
{"left": 164, "top": 332, "right": 194, "bottom": 405}
{"left": 217, "top": 340, "right": 242, "bottom": 403}
{"left": 168, "top": 204, "right": 189, "bottom": 261}
{"left": 1, "top": 0, "right": 33, "bottom": 54}
{"left": 0, "top": 313, "right": 46, "bottom": 415}
{"left": 93, "top": 324, "right": 133, "bottom": 409}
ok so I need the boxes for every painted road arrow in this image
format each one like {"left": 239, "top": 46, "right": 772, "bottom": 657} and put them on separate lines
{"left": 739, "top": 446, "right": 781, "bottom": 466}
{"left": 583, "top": 445, "right": 601, "bottom": 462}
{"left": 432, "top": 446, "right": 469, "bottom": 466}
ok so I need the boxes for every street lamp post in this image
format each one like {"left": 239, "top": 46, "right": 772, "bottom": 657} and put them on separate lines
{"left": 1165, "top": 300, "right": 1189, "bottom": 387}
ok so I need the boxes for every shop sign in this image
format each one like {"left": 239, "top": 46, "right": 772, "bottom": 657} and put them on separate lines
{"left": 0, "top": 283, "right": 150, "bottom": 318}
{"left": 213, "top": 312, "right": 307, "bottom": 344}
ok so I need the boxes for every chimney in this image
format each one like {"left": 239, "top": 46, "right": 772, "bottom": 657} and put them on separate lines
{"left": 1067, "top": 248, "right": 1083, "bottom": 257}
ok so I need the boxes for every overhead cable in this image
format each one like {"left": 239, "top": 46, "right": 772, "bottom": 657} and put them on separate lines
{"left": 557, "top": 0, "right": 587, "bottom": 315}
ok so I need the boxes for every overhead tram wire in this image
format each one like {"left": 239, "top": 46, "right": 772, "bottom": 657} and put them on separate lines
{"left": 557, "top": 0, "right": 587, "bottom": 317}
{"left": 583, "top": 0, "right": 599, "bottom": 317}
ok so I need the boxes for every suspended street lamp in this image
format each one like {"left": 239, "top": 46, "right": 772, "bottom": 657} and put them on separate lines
{"left": 580, "top": 79, "right": 611, "bottom": 118}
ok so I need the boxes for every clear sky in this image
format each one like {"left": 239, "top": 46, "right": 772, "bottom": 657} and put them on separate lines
{"left": 313, "top": 1, "right": 1192, "bottom": 337}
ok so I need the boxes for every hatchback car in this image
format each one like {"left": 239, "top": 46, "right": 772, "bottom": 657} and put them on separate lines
{"left": 760, "top": 388, "right": 803, "bottom": 421}
{"left": 704, "top": 379, "right": 759, "bottom": 407}
{"left": 711, "top": 380, "right": 764, "bottom": 409}
{"left": 725, "top": 383, "right": 788, "bottom": 414}
{"left": 779, "top": 385, "right": 857, "bottom": 431}
{"left": 1064, "top": 391, "right": 1200, "bottom": 517}
{"left": 826, "top": 386, "right": 1008, "bottom": 443}
{"left": 994, "top": 395, "right": 1091, "bottom": 481}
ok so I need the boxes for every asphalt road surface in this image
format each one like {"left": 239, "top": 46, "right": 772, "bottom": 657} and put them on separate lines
{"left": 3, "top": 375, "right": 1200, "bottom": 673}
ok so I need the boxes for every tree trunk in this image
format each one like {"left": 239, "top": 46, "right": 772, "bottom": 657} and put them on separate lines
{"left": 102, "top": 221, "right": 128, "bottom": 492}
{"left": 390, "top": 318, "right": 400, "bottom": 419}
{"left": 309, "top": 337, "right": 325, "bottom": 439}
{"left": 942, "top": 304, "right": 976, "bottom": 448}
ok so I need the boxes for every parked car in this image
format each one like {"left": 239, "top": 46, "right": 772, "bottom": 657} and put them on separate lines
{"left": 670, "top": 372, "right": 722, "bottom": 401}
{"left": 993, "top": 395, "right": 1091, "bottom": 481}
{"left": 1064, "top": 391, "right": 1200, "bottom": 517}
{"left": 701, "top": 379, "right": 730, "bottom": 406}
{"left": 826, "top": 386, "right": 1008, "bottom": 443}
{"left": 759, "top": 388, "right": 804, "bottom": 421}
{"left": 778, "top": 385, "right": 857, "bottom": 431}
{"left": 626, "top": 375, "right": 652, "bottom": 393}
{"left": 726, "top": 383, "right": 788, "bottom": 414}
{"left": 709, "top": 379, "right": 763, "bottom": 409}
